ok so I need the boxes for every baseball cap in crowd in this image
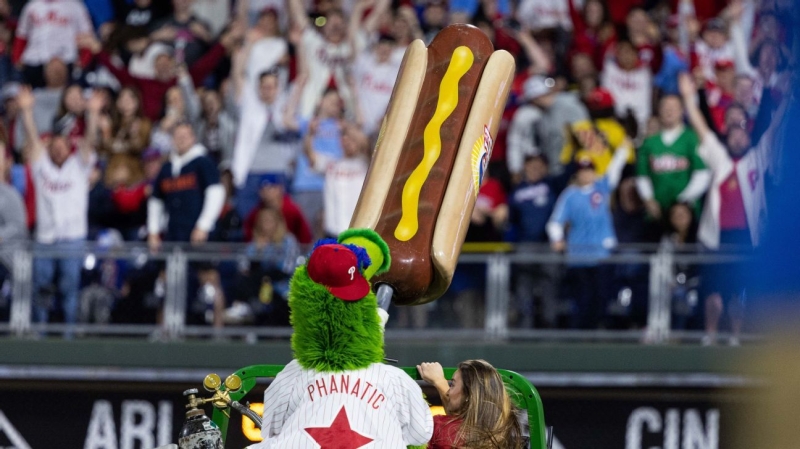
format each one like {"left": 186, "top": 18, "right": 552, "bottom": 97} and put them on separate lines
{"left": 260, "top": 172, "right": 287, "bottom": 188}
{"left": 523, "top": 75, "right": 556, "bottom": 101}
{"left": 704, "top": 17, "right": 727, "bottom": 33}
{"left": 714, "top": 60, "right": 735, "bottom": 71}
{"left": 585, "top": 87, "right": 615, "bottom": 111}
{"left": 306, "top": 243, "right": 371, "bottom": 301}
{"left": 1, "top": 82, "right": 20, "bottom": 102}
{"left": 576, "top": 158, "right": 595, "bottom": 171}
{"left": 150, "top": 43, "right": 174, "bottom": 60}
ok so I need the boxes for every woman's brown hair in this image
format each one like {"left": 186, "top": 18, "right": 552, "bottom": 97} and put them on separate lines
{"left": 108, "top": 86, "right": 151, "bottom": 156}
{"left": 254, "top": 206, "right": 287, "bottom": 244}
{"left": 451, "top": 359, "right": 524, "bottom": 448}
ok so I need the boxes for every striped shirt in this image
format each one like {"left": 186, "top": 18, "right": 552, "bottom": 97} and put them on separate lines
{"left": 253, "top": 359, "right": 433, "bottom": 448}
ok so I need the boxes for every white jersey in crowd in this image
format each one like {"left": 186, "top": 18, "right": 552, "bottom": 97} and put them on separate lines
{"left": 16, "top": 0, "right": 93, "bottom": 66}
{"left": 252, "top": 359, "right": 433, "bottom": 448}
{"left": 313, "top": 154, "right": 368, "bottom": 237}
{"left": 515, "top": 0, "right": 575, "bottom": 32}
{"left": 32, "top": 152, "right": 96, "bottom": 244}
{"left": 298, "top": 28, "right": 353, "bottom": 120}
{"left": 693, "top": 40, "right": 735, "bottom": 83}
{"left": 601, "top": 59, "right": 652, "bottom": 137}
{"left": 697, "top": 132, "right": 770, "bottom": 249}
{"left": 352, "top": 52, "right": 402, "bottom": 137}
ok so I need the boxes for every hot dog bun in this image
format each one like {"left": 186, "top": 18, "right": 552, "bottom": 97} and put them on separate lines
{"left": 429, "top": 50, "right": 516, "bottom": 302}
{"left": 349, "top": 24, "right": 515, "bottom": 306}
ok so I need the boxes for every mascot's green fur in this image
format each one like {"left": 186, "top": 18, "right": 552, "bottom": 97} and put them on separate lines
{"left": 287, "top": 228, "right": 428, "bottom": 448}
{"left": 289, "top": 228, "right": 391, "bottom": 372}
{"left": 289, "top": 265, "right": 385, "bottom": 372}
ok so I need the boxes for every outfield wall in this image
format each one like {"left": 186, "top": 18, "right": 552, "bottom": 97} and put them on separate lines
{"left": 0, "top": 339, "right": 760, "bottom": 448}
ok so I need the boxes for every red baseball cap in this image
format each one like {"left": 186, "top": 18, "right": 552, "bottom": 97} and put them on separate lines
{"left": 585, "top": 87, "right": 615, "bottom": 111}
{"left": 306, "top": 244, "right": 370, "bottom": 301}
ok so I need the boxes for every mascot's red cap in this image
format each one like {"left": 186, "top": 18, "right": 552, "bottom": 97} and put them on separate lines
{"left": 307, "top": 244, "right": 370, "bottom": 301}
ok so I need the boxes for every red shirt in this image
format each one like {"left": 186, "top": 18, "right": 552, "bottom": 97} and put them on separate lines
{"left": 719, "top": 164, "right": 748, "bottom": 231}
{"left": 607, "top": 0, "right": 643, "bottom": 25}
{"left": 429, "top": 415, "right": 463, "bottom": 449}
{"left": 706, "top": 82, "right": 735, "bottom": 133}
{"left": 111, "top": 182, "right": 147, "bottom": 214}
{"left": 568, "top": 0, "right": 615, "bottom": 68}
{"left": 478, "top": 177, "right": 508, "bottom": 210}
{"left": 96, "top": 44, "right": 226, "bottom": 121}
{"left": 243, "top": 195, "right": 313, "bottom": 244}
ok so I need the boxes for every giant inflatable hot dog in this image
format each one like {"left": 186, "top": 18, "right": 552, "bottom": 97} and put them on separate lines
{"left": 346, "top": 24, "right": 515, "bottom": 306}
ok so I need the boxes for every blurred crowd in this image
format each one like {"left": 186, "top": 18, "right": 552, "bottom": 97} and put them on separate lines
{"left": 0, "top": 0, "right": 793, "bottom": 342}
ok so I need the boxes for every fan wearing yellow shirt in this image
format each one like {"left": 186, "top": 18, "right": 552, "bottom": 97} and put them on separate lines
{"left": 560, "top": 88, "right": 635, "bottom": 174}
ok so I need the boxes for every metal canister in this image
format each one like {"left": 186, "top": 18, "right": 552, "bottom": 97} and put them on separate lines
{"left": 178, "top": 389, "right": 224, "bottom": 449}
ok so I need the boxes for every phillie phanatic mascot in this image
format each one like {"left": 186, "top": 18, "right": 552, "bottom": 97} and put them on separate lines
{"left": 249, "top": 228, "right": 433, "bottom": 448}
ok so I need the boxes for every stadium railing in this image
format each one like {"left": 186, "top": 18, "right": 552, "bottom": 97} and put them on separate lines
{"left": 0, "top": 241, "right": 751, "bottom": 344}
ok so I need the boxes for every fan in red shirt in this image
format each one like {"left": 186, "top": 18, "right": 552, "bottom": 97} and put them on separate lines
{"left": 77, "top": 25, "right": 245, "bottom": 121}
{"left": 603, "top": 7, "right": 663, "bottom": 73}
{"left": 417, "top": 360, "right": 525, "bottom": 448}
{"left": 242, "top": 173, "right": 312, "bottom": 245}
{"left": 568, "top": 0, "right": 616, "bottom": 68}
{"left": 703, "top": 60, "right": 737, "bottom": 133}
{"left": 467, "top": 171, "right": 508, "bottom": 242}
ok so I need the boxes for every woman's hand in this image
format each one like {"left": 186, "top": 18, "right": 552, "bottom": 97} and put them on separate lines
{"left": 417, "top": 362, "right": 451, "bottom": 411}
{"left": 417, "top": 362, "right": 446, "bottom": 385}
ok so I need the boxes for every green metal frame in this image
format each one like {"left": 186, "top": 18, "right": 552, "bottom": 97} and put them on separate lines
{"left": 211, "top": 364, "right": 547, "bottom": 449}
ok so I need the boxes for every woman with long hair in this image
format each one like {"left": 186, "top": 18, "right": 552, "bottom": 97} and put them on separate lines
{"left": 52, "top": 84, "right": 87, "bottom": 145}
{"left": 231, "top": 206, "right": 300, "bottom": 325}
{"left": 568, "top": 0, "right": 615, "bottom": 67}
{"left": 105, "top": 86, "right": 152, "bottom": 157}
{"left": 417, "top": 359, "right": 524, "bottom": 449}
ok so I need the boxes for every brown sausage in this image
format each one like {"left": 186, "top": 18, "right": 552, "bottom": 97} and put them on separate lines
{"left": 371, "top": 25, "right": 494, "bottom": 305}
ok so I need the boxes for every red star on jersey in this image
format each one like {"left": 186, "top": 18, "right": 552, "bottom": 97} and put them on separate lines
{"left": 304, "top": 406, "right": 373, "bottom": 449}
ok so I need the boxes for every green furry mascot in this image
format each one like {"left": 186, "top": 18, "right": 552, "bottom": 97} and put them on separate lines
{"left": 251, "top": 229, "right": 433, "bottom": 449}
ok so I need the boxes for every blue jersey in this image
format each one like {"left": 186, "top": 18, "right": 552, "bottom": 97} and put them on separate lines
{"left": 550, "top": 178, "right": 617, "bottom": 265}
{"left": 510, "top": 180, "right": 558, "bottom": 243}
{"left": 153, "top": 155, "right": 219, "bottom": 241}
{"left": 292, "top": 119, "right": 343, "bottom": 193}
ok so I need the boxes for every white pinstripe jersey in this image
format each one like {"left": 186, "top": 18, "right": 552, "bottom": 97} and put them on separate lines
{"left": 252, "top": 359, "right": 433, "bottom": 448}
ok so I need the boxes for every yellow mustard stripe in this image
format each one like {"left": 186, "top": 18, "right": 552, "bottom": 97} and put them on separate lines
{"left": 394, "top": 46, "right": 474, "bottom": 242}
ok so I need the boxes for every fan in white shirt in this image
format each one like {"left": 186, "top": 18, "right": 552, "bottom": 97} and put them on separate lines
{"left": 351, "top": 34, "right": 402, "bottom": 138}
{"left": 601, "top": 39, "right": 652, "bottom": 137}
{"left": 287, "top": 0, "right": 352, "bottom": 120}
{"left": 14, "top": 0, "right": 94, "bottom": 67}
{"left": 18, "top": 85, "right": 98, "bottom": 332}
{"left": 348, "top": 0, "right": 395, "bottom": 134}
{"left": 304, "top": 120, "right": 369, "bottom": 237}
{"left": 692, "top": 18, "right": 735, "bottom": 83}
{"left": 18, "top": 86, "right": 97, "bottom": 244}
{"left": 515, "top": 0, "right": 574, "bottom": 32}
